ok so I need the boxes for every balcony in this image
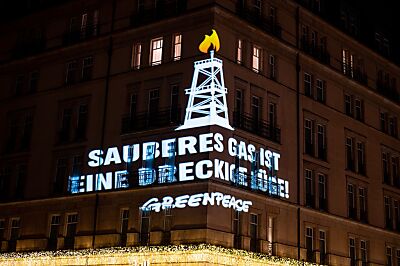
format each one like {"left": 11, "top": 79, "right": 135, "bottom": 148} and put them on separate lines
{"left": 232, "top": 111, "right": 280, "bottom": 143}
{"left": 130, "top": 0, "right": 187, "bottom": 27}
{"left": 300, "top": 39, "right": 330, "bottom": 65}
{"left": 63, "top": 24, "right": 98, "bottom": 45}
{"left": 236, "top": 4, "right": 282, "bottom": 39}
{"left": 121, "top": 107, "right": 181, "bottom": 134}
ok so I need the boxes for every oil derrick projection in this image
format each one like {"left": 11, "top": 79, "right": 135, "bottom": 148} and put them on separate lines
{"left": 176, "top": 29, "right": 234, "bottom": 131}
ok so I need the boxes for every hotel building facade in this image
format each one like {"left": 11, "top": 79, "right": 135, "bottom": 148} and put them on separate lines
{"left": 0, "top": 0, "right": 399, "bottom": 265}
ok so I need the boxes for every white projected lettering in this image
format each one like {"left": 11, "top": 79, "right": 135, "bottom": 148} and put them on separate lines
{"left": 140, "top": 192, "right": 253, "bottom": 213}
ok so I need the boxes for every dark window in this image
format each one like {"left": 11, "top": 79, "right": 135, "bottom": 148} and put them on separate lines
{"left": 305, "top": 119, "right": 314, "bottom": 156}
{"left": 393, "top": 157, "right": 400, "bottom": 188}
{"left": 162, "top": 207, "right": 172, "bottom": 245}
{"left": 355, "top": 99, "right": 363, "bottom": 121}
{"left": 360, "top": 240, "right": 368, "bottom": 266}
{"left": 357, "top": 142, "right": 365, "bottom": 175}
{"left": 269, "top": 102, "right": 277, "bottom": 129}
{"left": 15, "top": 75, "right": 24, "bottom": 96}
{"left": 29, "top": 71, "right": 39, "bottom": 93}
{"left": 0, "top": 219, "right": 5, "bottom": 250}
{"left": 268, "top": 55, "right": 276, "bottom": 79}
{"left": 65, "top": 214, "right": 78, "bottom": 249}
{"left": 148, "top": 89, "right": 160, "bottom": 118}
{"left": 317, "top": 124, "right": 326, "bottom": 160}
{"left": 395, "top": 200, "right": 400, "bottom": 231}
{"left": 66, "top": 61, "right": 77, "bottom": 84}
{"left": 76, "top": 105, "right": 88, "bottom": 140}
{"left": 306, "top": 227, "right": 314, "bottom": 262}
{"left": 249, "top": 213, "right": 258, "bottom": 252}
{"left": 48, "top": 215, "right": 60, "bottom": 250}
{"left": 15, "top": 164, "right": 26, "bottom": 199}
{"left": 349, "top": 238, "right": 356, "bottom": 266}
{"left": 396, "top": 249, "right": 400, "bottom": 266}
{"left": 233, "top": 210, "right": 241, "bottom": 248}
{"left": 21, "top": 114, "right": 33, "bottom": 150}
{"left": 346, "top": 137, "right": 354, "bottom": 171}
{"left": 318, "top": 174, "right": 327, "bottom": 211}
{"left": 304, "top": 73, "right": 312, "bottom": 97}
{"left": 359, "top": 187, "right": 367, "bottom": 223}
{"left": 120, "top": 209, "right": 129, "bottom": 246}
{"left": 316, "top": 79, "right": 325, "bottom": 103}
{"left": 383, "top": 152, "right": 391, "bottom": 185}
{"left": 251, "top": 96, "right": 260, "bottom": 131}
{"left": 140, "top": 210, "right": 150, "bottom": 245}
{"left": 170, "top": 85, "right": 179, "bottom": 120}
{"left": 380, "top": 112, "right": 387, "bottom": 132}
{"left": 71, "top": 155, "right": 82, "bottom": 176}
{"left": 60, "top": 108, "right": 72, "bottom": 143}
{"left": 345, "top": 94, "right": 352, "bottom": 116}
{"left": 348, "top": 184, "right": 356, "bottom": 219}
{"left": 305, "top": 169, "right": 314, "bottom": 208}
{"left": 82, "top": 57, "right": 93, "bottom": 81}
{"left": 385, "top": 196, "right": 392, "bottom": 229}
{"left": 387, "top": 246, "right": 393, "bottom": 266}
{"left": 8, "top": 218, "right": 20, "bottom": 252}
{"left": 319, "top": 230, "right": 326, "bottom": 264}
{"left": 389, "top": 117, "right": 398, "bottom": 138}
{"left": 54, "top": 158, "right": 67, "bottom": 194}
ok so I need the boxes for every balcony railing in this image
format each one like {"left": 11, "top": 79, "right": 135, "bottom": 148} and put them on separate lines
{"left": 232, "top": 111, "right": 280, "bottom": 143}
{"left": 300, "top": 40, "right": 330, "bottom": 65}
{"left": 130, "top": 0, "right": 187, "bottom": 27}
{"left": 121, "top": 107, "right": 181, "bottom": 134}
{"left": 236, "top": 4, "right": 282, "bottom": 39}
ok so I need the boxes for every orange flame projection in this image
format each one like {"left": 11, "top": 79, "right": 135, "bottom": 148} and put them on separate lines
{"left": 199, "top": 29, "right": 220, "bottom": 53}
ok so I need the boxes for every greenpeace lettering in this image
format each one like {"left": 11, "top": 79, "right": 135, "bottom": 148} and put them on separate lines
{"left": 141, "top": 192, "right": 253, "bottom": 213}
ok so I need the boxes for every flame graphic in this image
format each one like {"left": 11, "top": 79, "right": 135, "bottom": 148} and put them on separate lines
{"left": 199, "top": 29, "right": 220, "bottom": 53}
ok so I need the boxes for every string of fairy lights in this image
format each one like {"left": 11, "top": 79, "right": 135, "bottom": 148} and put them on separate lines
{"left": 0, "top": 244, "right": 320, "bottom": 265}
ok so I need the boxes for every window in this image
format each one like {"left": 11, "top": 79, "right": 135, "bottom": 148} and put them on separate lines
{"left": 15, "top": 164, "right": 26, "bottom": 198}
{"left": 396, "top": 249, "right": 400, "bottom": 266}
{"left": 148, "top": 89, "right": 160, "bottom": 117}
{"left": 349, "top": 238, "right": 356, "bottom": 266}
{"left": 66, "top": 61, "right": 78, "bottom": 84}
{"left": 360, "top": 240, "right": 367, "bottom": 266}
{"left": 170, "top": 84, "right": 179, "bottom": 115}
{"left": 162, "top": 207, "right": 172, "bottom": 244}
{"left": 319, "top": 230, "right": 326, "bottom": 264}
{"left": 48, "top": 215, "right": 60, "bottom": 250}
{"left": 237, "top": 39, "right": 243, "bottom": 64}
{"left": 233, "top": 210, "right": 241, "bottom": 248}
{"left": 342, "top": 49, "right": 354, "bottom": 77}
{"left": 82, "top": 56, "right": 93, "bottom": 81}
{"left": 383, "top": 152, "right": 390, "bottom": 185}
{"left": 15, "top": 75, "right": 24, "bottom": 96}
{"left": 252, "top": 46, "right": 261, "bottom": 73}
{"left": 316, "top": 79, "right": 325, "bottom": 103}
{"left": 8, "top": 218, "right": 20, "bottom": 252}
{"left": 252, "top": 0, "right": 262, "bottom": 16}
{"left": 65, "top": 214, "right": 78, "bottom": 249}
{"left": 140, "top": 210, "right": 150, "bottom": 245}
{"left": 304, "top": 119, "right": 314, "bottom": 156}
{"left": 131, "top": 43, "right": 142, "bottom": 69}
{"left": 306, "top": 227, "right": 314, "bottom": 262}
{"left": 359, "top": 187, "right": 367, "bottom": 222}
{"left": 317, "top": 124, "right": 326, "bottom": 160}
{"left": 346, "top": 137, "right": 354, "bottom": 171}
{"left": 305, "top": 169, "right": 314, "bottom": 208}
{"left": 348, "top": 184, "right": 356, "bottom": 219}
{"left": 389, "top": 117, "right": 398, "bottom": 138}
{"left": 392, "top": 157, "right": 399, "bottom": 188}
{"left": 395, "top": 200, "right": 400, "bottom": 231}
{"left": 129, "top": 93, "right": 137, "bottom": 119}
{"left": 304, "top": 73, "right": 312, "bottom": 97}
{"left": 0, "top": 219, "right": 4, "bottom": 245}
{"left": 268, "top": 55, "right": 276, "bottom": 79}
{"left": 387, "top": 246, "right": 393, "bottom": 266}
{"left": 235, "top": 90, "right": 244, "bottom": 116}
{"left": 150, "top": 37, "right": 163, "bottom": 66}
{"left": 385, "top": 196, "right": 392, "bottom": 229}
{"left": 355, "top": 99, "right": 363, "bottom": 121}
{"left": 29, "top": 71, "right": 39, "bottom": 93}
{"left": 71, "top": 155, "right": 83, "bottom": 177}
{"left": 268, "top": 102, "right": 277, "bottom": 129}
{"left": 318, "top": 174, "right": 327, "bottom": 211}
{"left": 357, "top": 142, "right": 365, "bottom": 175}
{"left": 249, "top": 213, "right": 258, "bottom": 252}
{"left": 251, "top": 96, "right": 260, "bottom": 130}
{"left": 120, "top": 209, "right": 129, "bottom": 246}
{"left": 380, "top": 112, "right": 387, "bottom": 132}
{"left": 76, "top": 104, "right": 88, "bottom": 140}
{"left": 344, "top": 94, "right": 352, "bottom": 116}
{"left": 172, "top": 34, "right": 182, "bottom": 61}
{"left": 54, "top": 158, "right": 67, "bottom": 194}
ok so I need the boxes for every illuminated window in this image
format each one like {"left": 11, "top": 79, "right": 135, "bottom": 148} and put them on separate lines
{"left": 342, "top": 49, "right": 354, "bottom": 77}
{"left": 150, "top": 37, "right": 163, "bottom": 66}
{"left": 236, "top": 39, "right": 243, "bottom": 64}
{"left": 319, "top": 230, "right": 326, "bottom": 264}
{"left": 82, "top": 56, "right": 93, "bottom": 81}
{"left": 48, "top": 215, "right": 60, "bottom": 250}
{"left": 252, "top": 46, "right": 261, "bottom": 73}
{"left": 131, "top": 43, "right": 142, "bottom": 69}
{"left": 305, "top": 227, "right": 313, "bottom": 262}
{"left": 173, "top": 34, "right": 182, "bottom": 61}
{"left": 349, "top": 238, "right": 356, "bottom": 266}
